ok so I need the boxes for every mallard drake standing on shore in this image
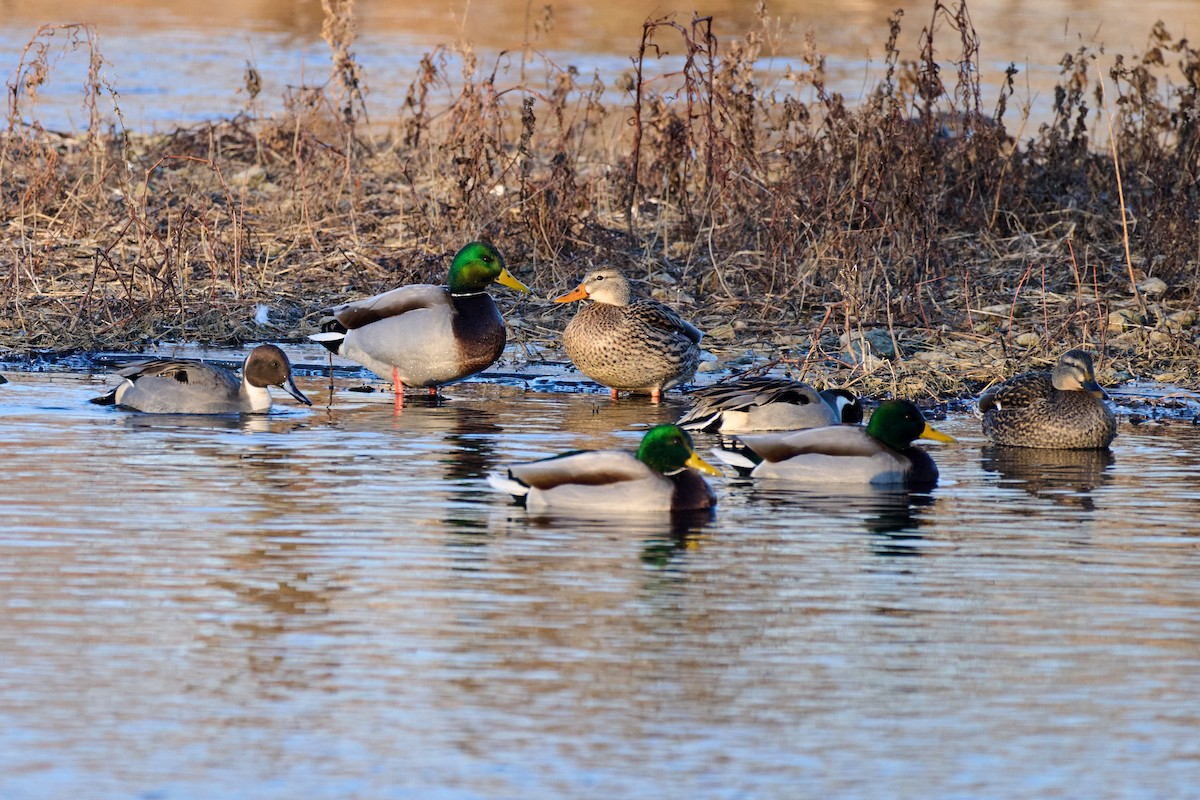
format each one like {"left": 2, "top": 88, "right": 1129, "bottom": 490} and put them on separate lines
{"left": 310, "top": 241, "right": 530, "bottom": 404}
{"left": 977, "top": 349, "right": 1117, "bottom": 449}
{"left": 553, "top": 268, "right": 702, "bottom": 402}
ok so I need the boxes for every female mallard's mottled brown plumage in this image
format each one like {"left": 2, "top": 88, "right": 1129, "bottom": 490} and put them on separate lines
{"left": 553, "top": 268, "right": 702, "bottom": 401}
{"left": 978, "top": 349, "right": 1117, "bottom": 449}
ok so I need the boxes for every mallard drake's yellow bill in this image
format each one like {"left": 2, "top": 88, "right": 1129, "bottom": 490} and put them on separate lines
{"left": 497, "top": 269, "right": 532, "bottom": 293}
{"left": 685, "top": 451, "right": 723, "bottom": 476}
{"left": 921, "top": 423, "right": 956, "bottom": 443}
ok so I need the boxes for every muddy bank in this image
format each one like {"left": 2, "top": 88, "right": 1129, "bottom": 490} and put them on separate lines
{"left": 3, "top": 11, "right": 1199, "bottom": 399}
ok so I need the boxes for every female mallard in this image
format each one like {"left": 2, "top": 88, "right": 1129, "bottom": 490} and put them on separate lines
{"left": 310, "top": 241, "right": 530, "bottom": 402}
{"left": 715, "top": 400, "right": 955, "bottom": 489}
{"left": 487, "top": 424, "right": 721, "bottom": 512}
{"left": 91, "top": 344, "right": 311, "bottom": 414}
{"left": 553, "top": 268, "right": 702, "bottom": 401}
{"left": 678, "top": 376, "right": 863, "bottom": 433}
{"left": 977, "top": 349, "right": 1116, "bottom": 449}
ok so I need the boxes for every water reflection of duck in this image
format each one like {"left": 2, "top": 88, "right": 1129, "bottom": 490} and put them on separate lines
{"left": 981, "top": 445, "right": 1114, "bottom": 507}
{"left": 977, "top": 349, "right": 1117, "bottom": 449}
{"left": 313, "top": 396, "right": 505, "bottom": 483}
{"left": 745, "top": 483, "right": 932, "bottom": 538}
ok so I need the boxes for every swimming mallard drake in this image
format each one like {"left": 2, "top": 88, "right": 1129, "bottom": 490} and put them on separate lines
{"left": 91, "top": 344, "right": 311, "bottom": 414}
{"left": 714, "top": 400, "right": 955, "bottom": 489}
{"left": 977, "top": 349, "right": 1116, "bottom": 449}
{"left": 553, "top": 268, "right": 702, "bottom": 401}
{"left": 678, "top": 376, "right": 863, "bottom": 433}
{"left": 310, "top": 241, "right": 530, "bottom": 402}
{"left": 487, "top": 424, "right": 721, "bottom": 512}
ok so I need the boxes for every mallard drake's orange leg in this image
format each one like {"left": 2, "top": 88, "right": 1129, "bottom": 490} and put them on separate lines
{"left": 392, "top": 367, "right": 404, "bottom": 411}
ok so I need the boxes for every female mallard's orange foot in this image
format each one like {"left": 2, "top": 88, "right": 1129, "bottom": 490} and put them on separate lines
{"left": 650, "top": 387, "right": 662, "bottom": 403}
{"left": 428, "top": 386, "right": 439, "bottom": 396}
{"left": 610, "top": 387, "right": 620, "bottom": 401}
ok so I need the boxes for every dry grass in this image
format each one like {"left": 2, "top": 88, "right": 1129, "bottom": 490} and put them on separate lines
{"left": 3, "top": 3, "right": 1200, "bottom": 399}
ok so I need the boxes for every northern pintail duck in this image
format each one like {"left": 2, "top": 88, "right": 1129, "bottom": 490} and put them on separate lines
{"left": 92, "top": 344, "right": 311, "bottom": 414}
{"left": 553, "top": 268, "right": 701, "bottom": 402}
{"left": 977, "top": 348, "right": 1116, "bottom": 449}
{"left": 678, "top": 376, "right": 863, "bottom": 433}
{"left": 715, "top": 400, "right": 955, "bottom": 489}
{"left": 487, "top": 424, "right": 721, "bottom": 512}
{"left": 310, "top": 241, "right": 530, "bottom": 402}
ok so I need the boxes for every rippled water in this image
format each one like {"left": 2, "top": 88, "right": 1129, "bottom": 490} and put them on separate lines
{"left": 1, "top": 359, "right": 1198, "bottom": 798}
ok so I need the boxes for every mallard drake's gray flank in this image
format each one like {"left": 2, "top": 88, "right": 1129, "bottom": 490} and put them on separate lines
{"left": 487, "top": 424, "right": 720, "bottom": 512}
{"left": 978, "top": 349, "right": 1117, "bottom": 449}
{"left": 91, "top": 344, "right": 311, "bottom": 414}
{"left": 553, "top": 268, "right": 701, "bottom": 402}
{"left": 714, "top": 399, "right": 955, "bottom": 489}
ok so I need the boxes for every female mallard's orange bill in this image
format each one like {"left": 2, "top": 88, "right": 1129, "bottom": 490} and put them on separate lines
{"left": 552, "top": 284, "right": 590, "bottom": 303}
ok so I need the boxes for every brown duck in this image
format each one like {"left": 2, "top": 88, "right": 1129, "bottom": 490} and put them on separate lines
{"left": 553, "top": 268, "right": 702, "bottom": 402}
{"left": 978, "top": 349, "right": 1117, "bottom": 449}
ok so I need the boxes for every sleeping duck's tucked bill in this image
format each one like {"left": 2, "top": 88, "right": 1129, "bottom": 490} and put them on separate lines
{"left": 678, "top": 376, "right": 862, "bottom": 433}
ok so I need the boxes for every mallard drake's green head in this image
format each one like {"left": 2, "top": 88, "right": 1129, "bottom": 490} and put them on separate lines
{"left": 866, "top": 400, "right": 956, "bottom": 451}
{"left": 1051, "top": 349, "right": 1105, "bottom": 398}
{"left": 637, "top": 424, "right": 722, "bottom": 476}
{"left": 552, "top": 268, "right": 631, "bottom": 306}
{"left": 447, "top": 241, "right": 531, "bottom": 295}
